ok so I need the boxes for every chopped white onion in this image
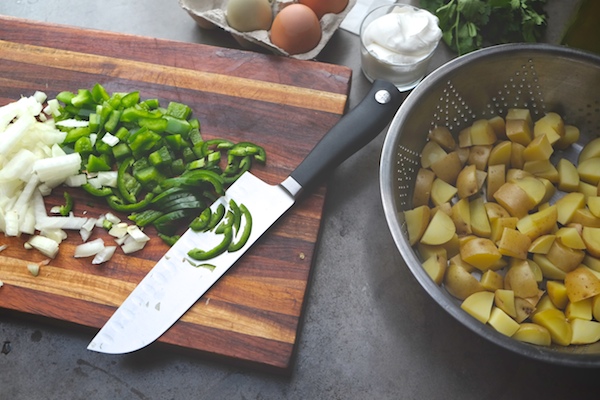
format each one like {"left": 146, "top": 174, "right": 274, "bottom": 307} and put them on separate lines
{"left": 74, "top": 238, "right": 105, "bottom": 258}
{"left": 92, "top": 245, "right": 117, "bottom": 264}
{"left": 126, "top": 225, "right": 150, "bottom": 242}
{"left": 27, "top": 263, "right": 40, "bottom": 277}
{"left": 27, "top": 235, "right": 59, "bottom": 258}
{"left": 65, "top": 174, "right": 87, "bottom": 187}
{"left": 108, "top": 222, "right": 129, "bottom": 238}
{"left": 101, "top": 132, "right": 119, "bottom": 147}
{"left": 55, "top": 119, "right": 89, "bottom": 128}
{"left": 121, "top": 235, "right": 147, "bottom": 254}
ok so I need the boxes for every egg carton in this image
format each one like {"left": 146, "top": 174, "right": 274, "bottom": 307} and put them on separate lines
{"left": 179, "top": 0, "right": 357, "bottom": 60}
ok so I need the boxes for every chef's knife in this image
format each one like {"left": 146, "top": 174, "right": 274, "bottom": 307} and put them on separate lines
{"left": 88, "top": 80, "right": 402, "bottom": 354}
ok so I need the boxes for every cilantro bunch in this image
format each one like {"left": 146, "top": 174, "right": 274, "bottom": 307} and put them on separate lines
{"left": 421, "top": 0, "right": 548, "bottom": 56}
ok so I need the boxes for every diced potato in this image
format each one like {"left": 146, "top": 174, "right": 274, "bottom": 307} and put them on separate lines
{"left": 449, "top": 253, "right": 477, "bottom": 273}
{"left": 512, "top": 323, "right": 552, "bottom": 346}
{"left": 404, "top": 205, "right": 431, "bottom": 246}
{"left": 546, "top": 280, "right": 569, "bottom": 309}
{"left": 480, "top": 270, "right": 504, "bottom": 291}
{"left": 588, "top": 196, "right": 600, "bottom": 218}
{"left": 444, "top": 264, "right": 485, "bottom": 300}
{"left": 420, "top": 210, "right": 456, "bottom": 245}
{"left": 533, "top": 112, "right": 564, "bottom": 144}
{"left": 469, "top": 196, "right": 491, "bottom": 238}
{"left": 488, "top": 116, "right": 506, "bottom": 139}
{"left": 458, "top": 126, "right": 472, "bottom": 148}
{"left": 506, "top": 119, "right": 532, "bottom": 146}
{"left": 516, "top": 205, "right": 557, "bottom": 240}
{"left": 459, "top": 237, "right": 501, "bottom": 271}
{"left": 571, "top": 208, "right": 600, "bottom": 228}
{"left": 430, "top": 178, "right": 457, "bottom": 207}
{"left": 510, "top": 142, "right": 526, "bottom": 169}
{"left": 417, "top": 242, "right": 447, "bottom": 261}
{"left": 494, "top": 289, "right": 517, "bottom": 318}
{"left": 484, "top": 202, "right": 511, "bottom": 221}
{"left": 497, "top": 227, "right": 531, "bottom": 260}
{"left": 582, "top": 227, "right": 600, "bottom": 258}
{"left": 485, "top": 164, "right": 503, "bottom": 203}
{"left": 470, "top": 119, "right": 497, "bottom": 146}
{"left": 488, "top": 140, "right": 512, "bottom": 167}
{"left": 565, "top": 297, "right": 593, "bottom": 321}
{"left": 456, "top": 164, "right": 484, "bottom": 199}
{"left": 584, "top": 254, "right": 600, "bottom": 272}
{"left": 579, "top": 138, "right": 600, "bottom": 164}
{"left": 422, "top": 253, "right": 447, "bottom": 285}
{"left": 451, "top": 198, "right": 471, "bottom": 235}
{"left": 512, "top": 176, "right": 546, "bottom": 207}
{"left": 527, "top": 259, "right": 544, "bottom": 282}
{"left": 546, "top": 239, "right": 585, "bottom": 273}
{"left": 506, "top": 108, "right": 532, "bottom": 126}
{"left": 488, "top": 307, "right": 520, "bottom": 337}
{"left": 557, "top": 158, "right": 579, "bottom": 192}
{"left": 555, "top": 124, "right": 580, "bottom": 150}
{"left": 579, "top": 181, "right": 597, "bottom": 201}
{"left": 532, "top": 254, "right": 567, "bottom": 280}
{"left": 564, "top": 266, "right": 600, "bottom": 303}
{"left": 523, "top": 160, "right": 559, "bottom": 183}
{"left": 593, "top": 295, "right": 600, "bottom": 321}
{"left": 493, "top": 182, "right": 536, "bottom": 218}
{"left": 523, "top": 134, "right": 553, "bottom": 162}
{"left": 577, "top": 157, "right": 600, "bottom": 185}
{"left": 570, "top": 319, "right": 600, "bottom": 345}
{"left": 538, "top": 178, "right": 556, "bottom": 204}
{"left": 528, "top": 234, "right": 555, "bottom": 254}
{"left": 555, "top": 192, "right": 586, "bottom": 225}
{"left": 468, "top": 145, "right": 492, "bottom": 171}
{"left": 431, "top": 151, "right": 463, "bottom": 185}
{"left": 534, "top": 294, "right": 559, "bottom": 316}
{"left": 421, "top": 140, "right": 447, "bottom": 168}
{"left": 427, "top": 126, "right": 456, "bottom": 151}
{"left": 504, "top": 260, "right": 539, "bottom": 298}
{"left": 490, "top": 216, "right": 519, "bottom": 243}
{"left": 413, "top": 168, "right": 435, "bottom": 207}
{"left": 515, "top": 297, "right": 538, "bottom": 323}
{"left": 555, "top": 227, "right": 586, "bottom": 249}
{"left": 461, "top": 291, "right": 495, "bottom": 323}
{"left": 531, "top": 308, "right": 572, "bottom": 346}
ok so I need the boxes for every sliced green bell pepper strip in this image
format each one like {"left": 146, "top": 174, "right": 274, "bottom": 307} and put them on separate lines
{"left": 81, "top": 183, "right": 113, "bottom": 197}
{"left": 129, "top": 209, "right": 164, "bottom": 227}
{"left": 190, "top": 207, "right": 212, "bottom": 232}
{"left": 59, "top": 191, "right": 74, "bottom": 216}
{"left": 117, "top": 157, "right": 137, "bottom": 204}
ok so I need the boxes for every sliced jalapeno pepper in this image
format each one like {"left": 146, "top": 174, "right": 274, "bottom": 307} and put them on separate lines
{"left": 228, "top": 204, "right": 252, "bottom": 252}
{"left": 190, "top": 207, "right": 212, "bottom": 232}
{"left": 106, "top": 192, "right": 154, "bottom": 213}
{"left": 187, "top": 226, "right": 233, "bottom": 261}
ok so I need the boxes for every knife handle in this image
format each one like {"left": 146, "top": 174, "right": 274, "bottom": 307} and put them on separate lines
{"left": 288, "top": 79, "right": 402, "bottom": 196}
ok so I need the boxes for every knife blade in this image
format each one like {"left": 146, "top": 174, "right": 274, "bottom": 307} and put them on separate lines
{"left": 87, "top": 80, "right": 402, "bottom": 354}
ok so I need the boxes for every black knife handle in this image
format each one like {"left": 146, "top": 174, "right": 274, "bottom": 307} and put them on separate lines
{"left": 289, "top": 79, "right": 402, "bottom": 195}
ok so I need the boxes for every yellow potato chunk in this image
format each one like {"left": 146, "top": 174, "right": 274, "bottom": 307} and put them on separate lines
{"left": 421, "top": 140, "right": 447, "bottom": 168}
{"left": 451, "top": 198, "right": 471, "bottom": 235}
{"left": 506, "top": 119, "right": 532, "bottom": 146}
{"left": 531, "top": 308, "right": 572, "bottom": 346}
{"left": 493, "top": 182, "right": 535, "bottom": 218}
{"left": 488, "top": 115, "right": 506, "bottom": 139}
{"left": 470, "top": 119, "right": 497, "bottom": 145}
{"left": 532, "top": 254, "right": 567, "bottom": 280}
{"left": 444, "top": 264, "right": 485, "bottom": 300}
{"left": 582, "top": 227, "right": 600, "bottom": 258}
{"left": 523, "top": 160, "right": 559, "bottom": 183}
{"left": 413, "top": 168, "right": 435, "bottom": 207}
{"left": 564, "top": 266, "right": 600, "bottom": 303}
{"left": 427, "top": 126, "right": 456, "bottom": 151}
{"left": 422, "top": 254, "right": 447, "bottom": 286}
{"left": 516, "top": 205, "right": 557, "bottom": 241}
{"left": 570, "top": 319, "right": 600, "bottom": 345}
{"left": 555, "top": 227, "right": 586, "bottom": 249}
{"left": 555, "top": 192, "right": 585, "bottom": 225}
{"left": 488, "top": 140, "right": 512, "bottom": 167}
{"left": 546, "top": 280, "right": 569, "bottom": 309}
{"left": 497, "top": 227, "right": 531, "bottom": 260}
{"left": 469, "top": 196, "right": 491, "bottom": 238}
{"left": 430, "top": 178, "right": 457, "bottom": 207}
{"left": 480, "top": 270, "right": 504, "bottom": 292}
{"left": 404, "top": 205, "right": 431, "bottom": 246}
{"left": 588, "top": 196, "right": 600, "bottom": 218}
{"left": 431, "top": 151, "right": 463, "bottom": 185}
{"left": 488, "top": 307, "right": 520, "bottom": 337}
{"left": 468, "top": 145, "right": 492, "bottom": 171}
{"left": 512, "top": 323, "right": 552, "bottom": 346}
{"left": 565, "top": 297, "right": 593, "bottom": 321}
{"left": 533, "top": 112, "right": 564, "bottom": 144}
{"left": 523, "top": 134, "right": 553, "bottom": 162}
{"left": 577, "top": 157, "right": 600, "bottom": 185}
{"left": 456, "top": 164, "right": 482, "bottom": 199}
{"left": 555, "top": 124, "right": 580, "bottom": 150}
{"left": 490, "top": 216, "right": 519, "bottom": 243}
{"left": 593, "top": 295, "right": 600, "bottom": 321}
{"left": 557, "top": 158, "right": 579, "bottom": 192}
{"left": 420, "top": 210, "right": 456, "bottom": 246}
{"left": 494, "top": 289, "right": 517, "bottom": 318}
{"left": 546, "top": 239, "right": 585, "bottom": 273}
{"left": 578, "top": 138, "right": 600, "bottom": 164}
{"left": 504, "top": 260, "right": 539, "bottom": 298}
{"left": 459, "top": 237, "right": 502, "bottom": 271}
{"left": 461, "top": 291, "right": 495, "bottom": 323}
{"left": 528, "top": 234, "right": 555, "bottom": 254}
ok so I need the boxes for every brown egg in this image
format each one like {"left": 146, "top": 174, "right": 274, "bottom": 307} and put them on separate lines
{"left": 299, "top": 0, "right": 349, "bottom": 19}
{"left": 270, "top": 4, "right": 322, "bottom": 55}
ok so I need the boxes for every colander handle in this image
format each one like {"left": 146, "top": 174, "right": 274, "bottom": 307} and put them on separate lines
{"left": 285, "top": 80, "right": 402, "bottom": 197}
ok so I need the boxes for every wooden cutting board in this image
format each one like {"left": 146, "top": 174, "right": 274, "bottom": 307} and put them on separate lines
{"left": 0, "top": 16, "right": 351, "bottom": 372}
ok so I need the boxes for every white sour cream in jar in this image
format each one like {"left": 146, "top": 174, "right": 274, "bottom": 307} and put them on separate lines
{"left": 360, "top": 5, "right": 442, "bottom": 90}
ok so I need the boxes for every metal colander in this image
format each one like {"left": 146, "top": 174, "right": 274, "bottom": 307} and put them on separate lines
{"left": 380, "top": 43, "right": 600, "bottom": 367}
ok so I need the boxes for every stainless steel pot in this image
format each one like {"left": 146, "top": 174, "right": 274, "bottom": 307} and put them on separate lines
{"left": 380, "top": 43, "right": 600, "bottom": 367}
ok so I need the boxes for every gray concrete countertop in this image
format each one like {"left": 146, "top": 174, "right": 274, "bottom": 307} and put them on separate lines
{"left": 1, "top": 1, "right": 598, "bottom": 399}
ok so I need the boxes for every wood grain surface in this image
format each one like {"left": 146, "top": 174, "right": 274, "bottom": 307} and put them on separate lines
{"left": 0, "top": 16, "right": 352, "bottom": 372}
